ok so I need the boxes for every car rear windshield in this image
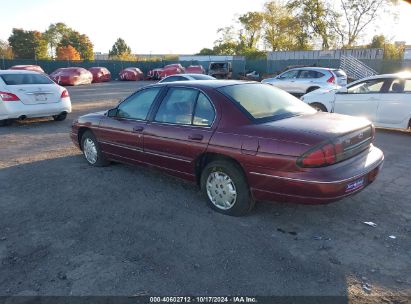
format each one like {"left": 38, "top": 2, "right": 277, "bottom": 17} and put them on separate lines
{"left": 332, "top": 69, "right": 346, "bottom": 77}
{"left": 1, "top": 74, "right": 54, "bottom": 85}
{"left": 190, "top": 74, "right": 215, "bottom": 80}
{"left": 218, "top": 83, "right": 316, "bottom": 122}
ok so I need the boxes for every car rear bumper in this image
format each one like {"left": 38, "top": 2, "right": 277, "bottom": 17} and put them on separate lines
{"left": 0, "top": 98, "right": 72, "bottom": 120}
{"left": 248, "top": 145, "right": 384, "bottom": 204}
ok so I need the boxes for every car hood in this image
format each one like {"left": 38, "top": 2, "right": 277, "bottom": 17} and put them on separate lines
{"left": 77, "top": 111, "right": 107, "bottom": 124}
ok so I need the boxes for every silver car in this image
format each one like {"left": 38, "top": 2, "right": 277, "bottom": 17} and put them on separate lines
{"left": 261, "top": 67, "right": 347, "bottom": 96}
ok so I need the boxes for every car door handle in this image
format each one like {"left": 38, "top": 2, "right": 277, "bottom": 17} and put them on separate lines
{"left": 132, "top": 126, "right": 144, "bottom": 132}
{"left": 188, "top": 134, "right": 203, "bottom": 141}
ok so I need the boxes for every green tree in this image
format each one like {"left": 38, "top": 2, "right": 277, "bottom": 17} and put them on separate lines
{"left": 368, "top": 34, "right": 404, "bottom": 59}
{"left": 196, "top": 48, "right": 217, "bottom": 55}
{"left": 263, "top": 1, "right": 312, "bottom": 51}
{"left": 0, "top": 39, "right": 13, "bottom": 59}
{"left": 109, "top": 38, "right": 132, "bottom": 60}
{"left": 238, "top": 12, "right": 264, "bottom": 49}
{"left": 59, "top": 31, "right": 94, "bottom": 60}
{"left": 43, "top": 22, "right": 71, "bottom": 57}
{"left": 8, "top": 28, "right": 49, "bottom": 59}
{"left": 287, "top": 0, "right": 334, "bottom": 49}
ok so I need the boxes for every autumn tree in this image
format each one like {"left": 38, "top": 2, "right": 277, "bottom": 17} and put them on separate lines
{"left": 59, "top": 31, "right": 94, "bottom": 60}
{"left": 56, "top": 45, "right": 81, "bottom": 60}
{"left": 8, "top": 28, "right": 49, "bottom": 59}
{"left": 109, "top": 38, "right": 134, "bottom": 60}
{"left": 238, "top": 12, "right": 264, "bottom": 49}
{"left": 0, "top": 40, "right": 13, "bottom": 59}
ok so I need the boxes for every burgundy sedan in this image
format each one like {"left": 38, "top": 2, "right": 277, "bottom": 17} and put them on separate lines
{"left": 71, "top": 81, "right": 384, "bottom": 216}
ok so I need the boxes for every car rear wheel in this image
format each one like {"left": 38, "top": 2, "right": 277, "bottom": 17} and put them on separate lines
{"left": 53, "top": 112, "right": 67, "bottom": 121}
{"left": 200, "top": 160, "right": 254, "bottom": 216}
{"left": 81, "top": 131, "right": 109, "bottom": 167}
{"left": 310, "top": 103, "right": 327, "bottom": 112}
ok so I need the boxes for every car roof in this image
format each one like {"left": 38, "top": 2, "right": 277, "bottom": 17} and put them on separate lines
{"left": 0, "top": 70, "right": 42, "bottom": 75}
{"left": 288, "top": 67, "right": 332, "bottom": 72}
{"left": 155, "top": 80, "right": 256, "bottom": 89}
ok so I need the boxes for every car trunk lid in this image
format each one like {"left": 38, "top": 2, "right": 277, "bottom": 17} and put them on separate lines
{"left": 6, "top": 84, "right": 61, "bottom": 105}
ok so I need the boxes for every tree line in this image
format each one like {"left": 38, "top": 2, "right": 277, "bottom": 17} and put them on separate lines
{"left": 197, "top": 0, "right": 405, "bottom": 59}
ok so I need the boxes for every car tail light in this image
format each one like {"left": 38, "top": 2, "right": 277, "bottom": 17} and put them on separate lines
{"left": 327, "top": 75, "right": 335, "bottom": 84}
{"left": 298, "top": 142, "right": 340, "bottom": 167}
{"left": 0, "top": 91, "right": 20, "bottom": 101}
{"left": 61, "top": 89, "right": 69, "bottom": 98}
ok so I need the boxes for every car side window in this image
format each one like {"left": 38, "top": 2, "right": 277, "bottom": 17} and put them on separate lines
{"left": 279, "top": 70, "right": 299, "bottom": 79}
{"left": 117, "top": 87, "right": 161, "bottom": 120}
{"left": 347, "top": 79, "right": 385, "bottom": 94}
{"left": 155, "top": 88, "right": 198, "bottom": 125}
{"left": 193, "top": 93, "right": 215, "bottom": 126}
{"left": 298, "top": 70, "right": 324, "bottom": 79}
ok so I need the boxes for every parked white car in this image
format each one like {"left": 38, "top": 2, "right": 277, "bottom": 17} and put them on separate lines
{"left": 301, "top": 73, "right": 411, "bottom": 131}
{"left": 0, "top": 70, "right": 71, "bottom": 126}
{"left": 261, "top": 67, "right": 346, "bottom": 96}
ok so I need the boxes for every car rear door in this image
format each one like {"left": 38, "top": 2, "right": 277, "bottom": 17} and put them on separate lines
{"left": 333, "top": 78, "right": 387, "bottom": 123}
{"left": 143, "top": 86, "right": 217, "bottom": 179}
{"left": 96, "top": 87, "right": 162, "bottom": 163}
{"left": 376, "top": 78, "right": 411, "bottom": 127}
{"left": 294, "top": 70, "right": 325, "bottom": 94}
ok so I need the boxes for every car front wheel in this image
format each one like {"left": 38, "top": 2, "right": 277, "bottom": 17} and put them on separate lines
{"left": 310, "top": 103, "right": 327, "bottom": 112}
{"left": 81, "top": 131, "right": 109, "bottom": 166}
{"left": 53, "top": 112, "right": 67, "bottom": 121}
{"left": 200, "top": 160, "right": 254, "bottom": 216}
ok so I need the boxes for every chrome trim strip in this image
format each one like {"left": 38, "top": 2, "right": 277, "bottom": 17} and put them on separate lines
{"left": 25, "top": 92, "right": 54, "bottom": 95}
{"left": 99, "top": 140, "right": 191, "bottom": 163}
{"left": 249, "top": 158, "right": 383, "bottom": 184}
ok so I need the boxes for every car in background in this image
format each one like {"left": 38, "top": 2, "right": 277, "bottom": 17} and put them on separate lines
{"left": 147, "top": 68, "right": 163, "bottom": 80}
{"left": 0, "top": 70, "right": 71, "bottom": 126}
{"left": 71, "top": 81, "right": 383, "bottom": 216}
{"left": 185, "top": 65, "right": 206, "bottom": 74}
{"left": 119, "top": 68, "right": 144, "bottom": 81}
{"left": 301, "top": 73, "right": 411, "bottom": 131}
{"left": 88, "top": 67, "right": 111, "bottom": 83}
{"left": 49, "top": 67, "right": 93, "bottom": 86}
{"left": 158, "top": 74, "right": 216, "bottom": 83}
{"left": 159, "top": 64, "right": 185, "bottom": 79}
{"left": 208, "top": 62, "right": 232, "bottom": 79}
{"left": 8, "top": 65, "right": 45, "bottom": 73}
{"left": 261, "top": 67, "right": 344, "bottom": 96}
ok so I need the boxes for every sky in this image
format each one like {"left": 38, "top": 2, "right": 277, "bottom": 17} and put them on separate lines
{"left": 1, "top": 0, "right": 411, "bottom": 54}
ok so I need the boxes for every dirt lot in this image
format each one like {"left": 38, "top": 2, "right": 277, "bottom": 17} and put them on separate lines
{"left": 0, "top": 81, "right": 410, "bottom": 301}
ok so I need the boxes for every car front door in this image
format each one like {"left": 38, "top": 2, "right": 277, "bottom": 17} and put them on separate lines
{"left": 273, "top": 70, "right": 300, "bottom": 93}
{"left": 333, "top": 78, "right": 387, "bottom": 122}
{"left": 376, "top": 78, "right": 411, "bottom": 128}
{"left": 96, "top": 87, "right": 162, "bottom": 163}
{"left": 143, "top": 87, "right": 217, "bottom": 180}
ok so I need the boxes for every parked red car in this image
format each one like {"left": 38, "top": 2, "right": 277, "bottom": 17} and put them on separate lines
{"left": 9, "top": 65, "right": 45, "bottom": 73}
{"left": 185, "top": 65, "right": 205, "bottom": 74}
{"left": 49, "top": 67, "right": 93, "bottom": 86}
{"left": 159, "top": 64, "right": 185, "bottom": 79}
{"left": 71, "top": 81, "right": 384, "bottom": 216}
{"left": 88, "top": 67, "right": 111, "bottom": 83}
{"left": 119, "top": 68, "right": 144, "bottom": 81}
{"left": 147, "top": 68, "right": 163, "bottom": 80}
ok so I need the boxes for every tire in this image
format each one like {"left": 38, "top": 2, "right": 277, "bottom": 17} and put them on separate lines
{"left": 0, "top": 119, "right": 12, "bottom": 127}
{"left": 200, "top": 160, "right": 254, "bottom": 216}
{"left": 80, "top": 130, "right": 109, "bottom": 167}
{"left": 310, "top": 103, "right": 327, "bottom": 112}
{"left": 306, "top": 87, "right": 320, "bottom": 93}
{"left": 53, "top": 112, "right": 67, "bottom": 121}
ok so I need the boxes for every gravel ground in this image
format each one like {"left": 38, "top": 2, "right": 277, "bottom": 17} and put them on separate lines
{"left": 0, "top": 81, "right": 410, "bottom": 302}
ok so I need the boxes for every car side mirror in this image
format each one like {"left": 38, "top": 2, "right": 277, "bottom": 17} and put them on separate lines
{"left": 107, "top": 108, "right": 118, "bottom": 117}
{"left": 337, "top": 87, "right": 348, "bottom": 94}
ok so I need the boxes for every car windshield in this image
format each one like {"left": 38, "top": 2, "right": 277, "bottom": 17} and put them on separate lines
{"left": 1, "top": 73, "right": 54, "bottom": 85}
{"left": 218, "top": 83, "right": 316, "bottom": 122}
{"left": 189, "top": 74, "right": 215, "bottom": 80}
